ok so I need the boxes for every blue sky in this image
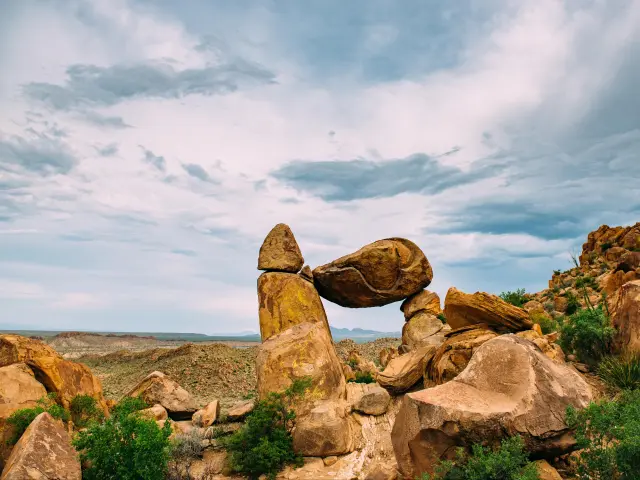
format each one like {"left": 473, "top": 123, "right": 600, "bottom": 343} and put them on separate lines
{"left": 1, "top": 0, "right": 639, "bottom": 334}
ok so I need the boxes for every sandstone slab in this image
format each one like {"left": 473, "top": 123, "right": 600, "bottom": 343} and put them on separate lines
{"left": 139, "top": 404, "right": 168, "bottom": 421}
{"left": 226, "top": 399, "right": 255, "bottom": 422}
{"left": 347, "top": 383, "right": 391, "bottom": 416}
{"left": 258, "top": 223, "right": 304, "bottom": 273}
{"left": 125, "top": 371, "right": 196, "bottom": 420}
{"left": 378, "top": 344, "right": 439, "bottom": 394}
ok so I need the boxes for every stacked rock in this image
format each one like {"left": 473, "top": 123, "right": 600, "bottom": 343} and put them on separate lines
{"left": 399, "top": 290, "right": 448, "bottom": 353}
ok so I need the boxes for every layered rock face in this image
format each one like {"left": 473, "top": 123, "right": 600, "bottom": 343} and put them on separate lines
{"left": 313, "top": 238, "right": 433, "bottom": 308}
{"left": 125, "top": 371, "right": 197, "bottom": 420}
{"left": 391, "top": 335, "right": 592, "bottom": 478}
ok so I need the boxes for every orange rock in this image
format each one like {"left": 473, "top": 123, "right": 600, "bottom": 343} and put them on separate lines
{"left": 257, "top": 223, "right": 304, "bottom": 273}
{"left": 612, "top": 280, "right": 640, "bottom": 354}
{"left": 400, "top": 290, "right": 441, "bottom": 320}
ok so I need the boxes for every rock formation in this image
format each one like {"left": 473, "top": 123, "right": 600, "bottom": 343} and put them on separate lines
{"left": 125, "top": 371, "right": 197, "bottom": 420}
{"left": 292, "top": 401, "right": 355, "bottom": 456}
{"left": 226, "top": 399, "right": 255, "bottom": 422}
{"left": 192, "top": 400, "right": 220, "bottom": 428}
{"left": 391, "top": 335, "right": 592, "bottom": 478}
{"left": 401, "top": 313, "right": 446, "bottom": 352}
{"left": 400, "top": 290, "right": 442, "bottom": 318}
{"left": 347, "top": 384, "right": 391, "bottom": 416}
{"left": 313, "top": 238, "right": 433, "bottom": 308}
{"left": 258, "top": 223, "right": 304, "bottom": 273}
{"left": 378, "top": 344, "right": 439, "bottom": 393}
{"left": 612, "top": 280, "right": 640, "bottom": 354}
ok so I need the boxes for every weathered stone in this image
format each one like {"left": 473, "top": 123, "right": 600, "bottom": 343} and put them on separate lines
{"left": 605, "top": 246, "right": 628, "bottom": 262}
{"left": 1, "top": 412, "right": 80, "bottom": 480}
{"left": 615, "top": 251, "right": 640, "bottom": 273}
{"left": 378, "top": 344, "right": 439, "bottom": 394}
{"left": 364, "top": 463, "right": 398, "bottom": 480}
{"left": 292, "top": 401, "right": 355, "bottom": 456}
{"left": 343, "top": 364, "right": 356, "bottom": 382}
{"left": 256, "top": 322, "right": 346, "bottom": 407}
{"left": 612, "top": 280, "right": 640, "bottom": 354}
{"left": 0, "top": 335, "right": 107, "bottom": 413}
{"left": 258, "top": 272, "right": 330, "bottom": 342}
{"left": 401, "top": 312, "right": 445, "bottom": 351}
{"left": 515, "top": 330, "right": 565, "bottom": 363}
{"left": 379, "top": 348, "right": 399, "bottom": 369}
{"left": 400, "top": 290, "right": 441, "bottom": 320}
{"left": 554, "top": 296, "right": 569, "bottom": 313}
{"left": 323, "top": 456, "right": 338, "bottom": 467}
{"left": 600, "top": 270, "right": 638, "bottom": 298}
{"left": 125, "top": 371, "right": 196, "bottom": 420}
{"left": 533, "top": 460, "right": 563, "bottom": 480}
{"left": 299, "top": 265, "right": 313, "bottom": 283}
{"left": 426, "top": 326, "right": 499, "bottom": 386}
{"left": 392, "top": 335, "right": 592, "bottom": 478}
{"left": 347, "top": 350, "right": 378, "bottom": 376}
{"left": 444, "top": 288, "right": 532, "bottom": 333}
{"left": 523, "top": 300, "right": 545, "bottom": 314}
{"left": 347, "top": 383, "right": 391, "bottom": 416}
{"left": 192, "top": 400, "right": 220, "bottom": 428}
{"left": 313, "top": 238, "right": 433, "bottom": 308}
{"left": 226, "top": 399, "right": 255, "bottom": 422}
{"left": 139, "top": 404, "right": 168, "bottom": 421}
{"left": 258, "top": 223, "right": 304, "bottom": 273}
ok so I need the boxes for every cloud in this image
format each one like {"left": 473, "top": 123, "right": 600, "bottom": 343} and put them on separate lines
{"left": 141, "top": 147, "right": 166, "bottom": 171}
{"left": 96, "top": 143, "right": 118, "bottom": 156}
{"left": 271, "top": 153, "right": 502, "bottom": 201}
{"left": 182, "top": 163, "right": 211, "bottom": 181}
{"left": 80, "top": 111, "right": 131, "bottom": 129}
{"left": 0, "top": 133, "right": 76, "bottom": 174}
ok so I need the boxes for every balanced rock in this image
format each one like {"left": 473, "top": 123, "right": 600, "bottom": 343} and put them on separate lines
{"left": 347, "top": 383, "right": 391, "bottom": 416}
{"left": 226, "top": 399, "right": 255, "bottom": 422}
{"left": 426, "top": 326, "right": 498, "bottom": 386}
{"left": 612, "top": 280, "right": 640, "bottom": 354}
{"left": 1, "top": 412, "right": 80, "bottom": 480}
{"left": 192, "top": 400, "right": 220, "bottom": 428}
{"left": 378, "top": 344, "right": 439, "bottom": 394}
{"left": 292, "top": 400, "right": 355, "bottom": 456}
{"left": 125, "top": 371, "right": 196, "bottom": 420}
{"left": 401, "top": 290, "right": 441, "bottom": 319}
{"left": 313, "top": 238, "right": 433, "bottom": 308}
{"left": 401, "top": 312, "right": 445, "bottom": 351}
{"left": 258, "top": 272, "right": 330, "bottom": 341}
{"left": 256, "top": 322, "right": 346, "bottom": 405}
{"left": 299, "top": 265, "right": 313, "bottom": 282}
{"left": 258, "top": 223, "right": 304, "bottom": 273}
{"left": 444, "top": 288, "right": 532, "bottom": 332}
{"left": 392, "top": 335, "right": 592, "bottom": 478}
{"left": 0, "top": 335, "right": 107, "bottom": 413}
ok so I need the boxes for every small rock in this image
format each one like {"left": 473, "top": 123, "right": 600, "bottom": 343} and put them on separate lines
{"left": 125, "top": 371, "right": 196, "bottom": 420}
{"left": 533, "top": 459, "right": 563, "bottom": 480}
{"left": 299, "top": 265, "right": 313, "bottom": 283}
{"left": 226, "top": 399, "right": 255, "bottom": 422}
{"left": 567, "top": 354, "right": 577, "bottom": 362}
{"left": 192, "top": 400, "right": 220, "bottom": 428}
{"left": 575, "top": 363, "right": 590, "bottom": 373}
{"left": 365, "top": 463, "right": 398, "bottom": 480}
{"left": 323, "top": 456, "right": 338, "bottom": 466}
{"left": 139, "top": 404, "right": 168, "bottom": 421}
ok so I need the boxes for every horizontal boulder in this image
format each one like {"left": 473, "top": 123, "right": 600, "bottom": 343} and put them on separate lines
{"left": 125, "top": 371, "right": 196, "bottom": 420}
{"left": 257, "top": 223, "right": 304, "bottom": 273}
{"left": 313, "top": 238, "right": 433, "bottom": 308}
{"left": 226, "top": 399, "right": 255, "bottom": 422}
{"left": 378, "top": 344, "right": 439, "bottom": 394}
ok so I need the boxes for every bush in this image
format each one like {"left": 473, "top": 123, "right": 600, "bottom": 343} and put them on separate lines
{"left": 565, "top": 292, "right": 581, "bottom": 315}
{"left": 567, "top": 389, "right": 640, "bottom": 479}
{"left": 222, "top": 378, "right": 311, "bottom": 480}
{"left": 601, "top": 242, "right": 613, "bottom": 252}
{"left": 5, "top": 393, "right": 70, "bottom": 445}
{"left": 559, "top": 306, "right": 615, "bottom": 366}
{"left": 168, "top": 429, "right": 206, "bottom": 480}
{"left": 418, "top": 435, "right": 539, "bottom": 480}
{"left": 70, "top": 394, "right": 103, "bottom": 428}
{"left": 575, "top": 276, "right": 597, "bottom": 290}
{"left": 598, "top": 355, "right": 640, "bottom": 391}
{"left": 499, "top": 289, "right": 527, "bottom": 308}
{"left": 530, "top": 312, "right": 559, "bottom": 335}
{"left": 73, "top": 396, "right": 172, "bottom": 480}
{"left": 348, "top": 371, "right": 376, "bottom": 384}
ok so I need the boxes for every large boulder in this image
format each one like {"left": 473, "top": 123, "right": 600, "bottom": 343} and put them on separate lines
{"left": 444, "top": 288, "right": 532, "bottom": 333}
{"left": 0, "top": 412, "right": 81, "bottom": 480}
{"left": 256, "top": 322, "right": 346, "bottom": 405}
{"left": 292, "top": 401, "right": 355, "bottom": 456}
{"left": 258, "top": 272, "right": 330, "bottom": 341}
{"left": 401, "top": 290, "right": 441, "bottom": 319}
{"left": 391, "top": 335, "right": 592, "bottom": 478}
{"left": 313, "top": 238, "right": 433, "bottom": 308}
{"left": 347, "top": 383, "right": 391, "bottom": 416}
{"left": 125, "top": 371, "right": 197, "bottom": 420}
{"left": 612, "top": 280, "right": 640, "bottom": 354}
{"left": 378, "top": 344, "right": 439, "bottom": 394}
{"left": 192, "top": 400, "right": 220, "bottom": 428}
{"left": 258, "top": 223, "right": 304, "bottom": 273}
{"left": 515, "top": 330, "right": 565, "bottom": 363}
{"left": 0, "top": 335, "right": 107, "bottom": 413}
{"left": 401, "top": 312, "right": 445, "bottom": 351}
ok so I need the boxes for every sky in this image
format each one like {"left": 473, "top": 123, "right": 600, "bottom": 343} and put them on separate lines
{"left": 1, "top": 0, "right": 639, "bottom": 334}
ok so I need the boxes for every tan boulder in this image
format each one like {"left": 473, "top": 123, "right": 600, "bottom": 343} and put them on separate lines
{"left": 312, "top": 238, "right": 433, "bottom": 308}
{"left": 257, "top": 223, "right": 304, "bottom": 273}
{"left": 554, "top": 296, "right": 569, "bottom": 313}
{"left": 391, "top": 335, "right": 592, "bottom": 478}
{"left": 364, "top": 463, "right": 398, "bottom": 480}
{"left": 0, "top": 412, "right": 80, "bottom": 480}
{"left": 258, "top": 272, "right": 330, "bottom": 342}
{"left": 192, "top": 400, "right": 220, "bottom": 428}
{"left": 523, "top": 300, "right": 545, "bottom": 314}
{"left": 612, "top": 280, "right": 640, "bottom": 354}
{"left": 600, "top": 270, "right": 638, "bottom": 298}
{"left": 347, "top": 383, "right": 391, "bottom": 416}
{"left": 347, "top": 350, "right": 378, "bottom": 376}
{"left": 534, "top": 460, "right": 563, "bottom": 480}
{"left": 226, "top": 399, "right": 255, "bottom": 422}
{"left": 615, "top": 251, "right": 640, "bottom": 273}
{"left": 0, "top": 335, "right": 107, "bottom": 413}
{"left": 378, "top": 344, "right": 439, "bottom": 394}
{"left": 444, "top": 288, "right": 532, "bottom": 332}
{"left": 125, "top": 371, "right": 196, "bottom": 420}
{"left": 139, "top": 404, "right": 168, "bottom": 421}
{"left": 379, "top": 348, "right": 399, "bottom": 369}
{"left": 515, "top": 330, "right": 565, "bottom": 363}
{"left": 605, "top": 246, "right": 628, "bottom": 262}
{"left": 426, "top": 326, "right": 499, "bottom": 386}
{"left": 400, "top": 290, "right": 441, "bottom": 319}
{"left": 401, "top": 312, "right": 444, "bottom": 351}
{"left": 292, "top": 401, "right": 355, "bottom": 456}
{"left": 256, "top": 322, "right": 346, "bottom": 406}
{"left": 343, "top": 364, "right": 356, "bottom": 382}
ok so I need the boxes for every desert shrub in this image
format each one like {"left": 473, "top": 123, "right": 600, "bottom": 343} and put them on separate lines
{"left": 347, "top": 359, "right": 358, "bottom": 370}
{"left": 418, "top": 435, "right": 539, "bottom": 480}
{"left": 566, "top": 389, "right": 640, "bottom": 479}
{"left": 575, "top": 276, "right": 598, "bottom": 290}
{"left": 437, "top": 313, "right": 447, "bottom": 323}
{"left": 168, "top": 429, "right": 205, "bottom": 480}
{"left": 499, "top": 289, "right": 527, "bottom": 308}
{"left": 553, "top": 269, "right": 562, "bottom": 276}
{"left": 559, "top": 306, "right": 615, "bottom": 365}
{"left": 565, "top": 291, "right": 581, "bottom": 315}
{"left": 73, "top": 396, "right": 172, "bottom": 480}
{"left": 5, "top": 393, "right": 70, "bottom": 444}
{"left": 530, "top": 312, "right": 559, "bottom": 335}
{"left": 222, "top": 378, "right": 311, "bottom": 480}
{"left": 544, "top": 301, "right": 555, "bottom": 313}
{"left": 601, "top": 242, "right": 613, "bottom": 252}
{"left": 348, "top": 371, "right": 376, "bottom": 384}
{"left": 70, "top": 394, "right": 103, "bottom": 428}
{"left": 598, "top": 355, "right": 640, "bottom": 391}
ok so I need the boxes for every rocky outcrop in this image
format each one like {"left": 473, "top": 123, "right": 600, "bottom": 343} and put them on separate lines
{"left": 258, "top": 272, "right": 330, "bottom": 342}
{"left": 0, "top": 412, "right": 81, "bottom": 480}
{"left": 347, "top": 350, "right": 378, "bottom": 377}
{"left": 258, "top": 223, "right": 304, "bottom": 273}
{"left": 192, "top": 400, "right": 220, "bottom": 428}
{"left": 612, "top": 280, "right": 640, "bottom": 354}
{"left": 125, "top": 371, "right": 196, "bottom": 420}
{"left": 391, "top": 335, "right": 592, "bottom": 478}
{"left": 400, "top": 290, "right": 442, "bottom": 319}
{"left": 226, "top": 399, "right": 255, "bottom": 422}
{"left": 444, "top": 288, "right": 532, "bottom": 332}
{"left": 0, "top": 335, "right": 107, "bottom": 413}
{"left": 347, "top": 383, "right": 391, "bottom": 416}
{"left": 515, "top": 329, "right": 565, "bottom": 363}
{"left": 378, "top": 344, "right": 439, "bottom": 394}
{"left": 379, "top": 348, "right": 399, "bottom": 369}
{"left": 401, "top": 312, "right": 445, "bottom": 351}
{"left": 313, "top": 238, "right": 433, "bottom": 308}
{"left": 292, "top": 401, "right": 355, "bottom": 456}
{"left": 579, "top": 222, "right": 640, "bottom": 265}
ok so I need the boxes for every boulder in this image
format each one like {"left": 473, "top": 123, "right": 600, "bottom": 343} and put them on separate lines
{"left": 257, "top": 223, "right": 304, "bottom": 273}
{"left": 444, "top": 288, "right": 532, "bottom": 332}
{"left": 401, "top": 312, "right": 445, "bottom": 351}
{"left": 364, "top": 463, "right": 398, "bottom": 480}
{"left": 0, "top": 335, "right": 107, "bottom": 413}
{"left": 0, "top": 412, "right": 80, "bottom": 480}
{"left": 615, "top": 251, "right": 640, "bottom": 273}
{"left": 347, "top": 350, "right": 378, "bottom": 376}
{"left": 256, "top": 322, "right": 346, "bottom": 406}
{"left": 400, "top": 290, "right": 441, "bottom": 319}
{"left": 612, "top": 280, "right": 640, "bottom": 354}
{"left": 523, "top": 300, "right": 545, "bottom": 314}
{"left": 139, "top": 404, "right": 168, "bottom": 421}
{"left": 378, "top": 344, "right": 439, "bottom": 394}
{"left": 292, "top": 401, "right": 355, "bottom": 456}
{"left": 554, "top": 296, "right": 569, "bottom": 313}
{"left": 515, "top": 330, "right": 565, "bottom": 363}
{"left": 125, "top": 371, "right": 196, "bottom": 420}
{"left": 192, "top": 400, "right": 220, "bottom": 428}
{"left": 379, "top": 348, "right": 399, "bottom": 369}
{"left": 534, "top": 460, "right": 563, "bottom": 480}
{"left": 391, "top": 335, "right": 592, "bottom": 478}
{"left": 258, "top": 272, "right": 330, "bottom": 342}
{"left": 347, "top": 383, "right": 391, "bottom": 416}
{"left": 426, "top": 326, "right": 499, "bottom": 386}
{"left": 313, "top": 238, "right": 433, "bottom": 308}
{"left": 226, "top": 399, "right": 255, "bottom": 422}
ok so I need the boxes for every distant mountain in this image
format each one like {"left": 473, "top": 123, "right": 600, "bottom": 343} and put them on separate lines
{"left": 330, "top": 326, "right": 401, "bottom": 341}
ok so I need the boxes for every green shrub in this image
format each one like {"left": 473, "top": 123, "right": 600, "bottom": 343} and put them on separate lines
{"left": 70, "top": 394, "right": 103, "bottom": 428}
{"left": 347, "top": 359, "right": 358, "bottom": 370}
{"left": 222, "top": 378, "right": 312, "bottom": 480}
{"left": 73, "top": 397, "right": 172, "bottom": 480}
{"left": 575, "top": 276, "right": 597, "bottom": 290}
{"left": 564, "top": 291, "right": 581, "bottom": 315}
{"left": 553, "top": 269, "right": 562, "bottom": 276}
{"left": 530, "top": 312, "right": 558, "bottom": 335}
{"left": 567, "top": 389, "right": 640, "bottom": 479}
{"left": 168, "top": 429, "right": 205, "bottom": 480}
{"left": 418, "top": 435, "right": 539, "bottom": 480}
{"left": 437, "top": 313, "right": 447, "bottom": 324}
{"left": 598, "top": 355, "right": 640, "bottom": 391}
{"left": 5, "top": 393, "right": 70, "bottom": 445}
{"left": 499, "top": 289, "right": 527, "bottom": 308}
{"left": 348, "top": 371, "right": 376, "bottom": 384}
{"left": 559, "top": 306, "right": 615, "bottom": 365}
